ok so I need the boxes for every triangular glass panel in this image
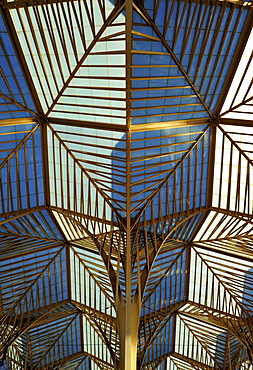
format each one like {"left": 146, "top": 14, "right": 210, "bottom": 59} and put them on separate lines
{"left": 0, "top": 125, "right": 44, "bottom": 215}
{"left": 130, "top": 124, "right": 210, "bottom": 218}
{"left": 0, "top": 246, "right": 67, "bottom": 312}
{"left": 48, "top": 124, "right": 127, "bottom": 220}
{"left": 10, "top": 0, "right": 118, "bottom": 113}
{"left": 0, "top": 210, "right": 64, "bottom": 241}
{"left": 49, "top": 11, "right": 127, "bottom": 125}
{"left": 140, "top": 316, "right": 175, "bottom": 366}
{"left": 27, "top": 314, "right": 82, "bottom": 368}
{"left": 139, "top": 240, "right": 187, "bottom": 303}
{"left": 0, "top": 234, "right": 61, "bottom": 258}
{"left": 221, "top": 28, "right": 253, "bottom": 120}
{"left": 0, "top": 13, "right": 36, "bottom": 117}
{"left": 213, "top": 125, "right": 253, "bottom": 214}
{"left": 141, "top": 0, "right": 251, "bottom": 113}
{"left": 131, "top": 9, "right": 209, "bottom": 125}
{"left": 0, "top": 122, "right": 36, "bottom": 164}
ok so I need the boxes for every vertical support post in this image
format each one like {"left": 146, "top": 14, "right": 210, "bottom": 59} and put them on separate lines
{"left": 117, "top": 296, "right": 141, "bottom": 370}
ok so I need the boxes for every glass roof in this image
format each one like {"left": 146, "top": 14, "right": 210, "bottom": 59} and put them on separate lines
{"left": 0, "top": 0, "right": 253, "bottom": 369}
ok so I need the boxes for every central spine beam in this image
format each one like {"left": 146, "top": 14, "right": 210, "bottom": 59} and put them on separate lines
{"left": 117, "top": 1, "right": 141, "bottom": 370}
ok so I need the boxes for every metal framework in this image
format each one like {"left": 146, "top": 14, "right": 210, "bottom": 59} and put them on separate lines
{"left": 0, "top": 0, "right": 253, "bottom": 369}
